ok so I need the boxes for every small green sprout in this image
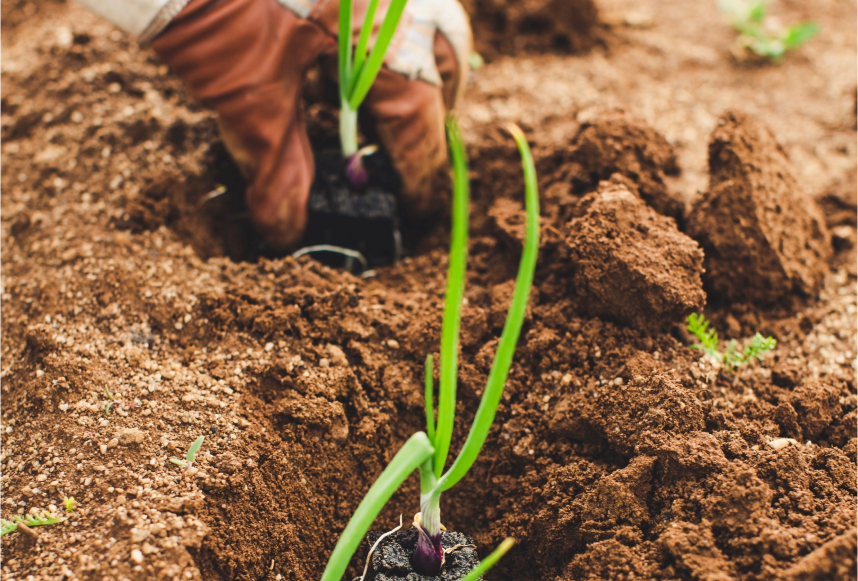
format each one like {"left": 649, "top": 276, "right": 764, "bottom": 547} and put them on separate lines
{"left": 719, "top": 0, "right": 820, "bottom": 61}
{"left": 170, "top": 436, "right": 205, "bottom": 476}
{"left": 103, "top": 386, "right": 139, "bottom": 416}
{"left": 63, "top": 496, "right": 76, "bottom": 513}
{"left": 0, "top": 512, "right": 66, "bottom": 537}
{"left": 318, "top": 119, "right": 538, "bottom": 581}
{"left": 687, "top": 313, "right": 776, "bottom": 371}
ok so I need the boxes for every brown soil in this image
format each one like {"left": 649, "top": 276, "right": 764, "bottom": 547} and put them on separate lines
{"left": 1, "top": 1, "right": 856, "bottom": 581}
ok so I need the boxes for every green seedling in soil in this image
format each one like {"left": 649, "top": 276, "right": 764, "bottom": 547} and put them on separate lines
{"left": 319, "top": 118, "right": 539, "bottom": 581}
{"left": 170, "top": 436, "right": 205, "bottom": 478}
{"left": 63, "top": 496, "right": 76, "bottom": 513}
{"left": 103, "top": 386, "right": 138, "bottom": 416}
{"left": 719, "top": 0, "right": 820, "bottom": 61}
{"left": 687, "top": 313, "right": 776, "bottom": 371}
{"left": 338, "top": 0, "right": 408, "bottom": 187}
{"left": 1, "top": 512, "right": 66, "bottom": 537}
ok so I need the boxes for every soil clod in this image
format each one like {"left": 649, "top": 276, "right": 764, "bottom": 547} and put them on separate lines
{"left": 686, "top": 110, "right": 832, "bottom": 308}
{"left": 563, "top": 178, "right": 705, "bottom": 330}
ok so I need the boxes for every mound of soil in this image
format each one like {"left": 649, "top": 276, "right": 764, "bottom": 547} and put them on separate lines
{"left": 548, "top": 109, "right": 684, "bottom": 222}
{"left": 686, "top": 111, "right": 832, "bottom": 307}
{"left": 461, "top": 0, "right": 601, "bottom": 60}
{"left": 562, "top": 177, "right": 705, "bottom": 330}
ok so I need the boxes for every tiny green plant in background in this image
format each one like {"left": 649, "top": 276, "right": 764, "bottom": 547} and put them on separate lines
{"left": 338, "top": 0, "right": 409, "bottom": 187}
{"left": 170, "top": 436, "right": 204, "bottom": 477}
{"left": 103, "top": 386, "right": 139, "bottom": 416}
{"left": 719, "top": 0, "right": 820, "bottom": 61}
{"left": 1, "top": 512, "right": 66, "bottom": 537}
{"left": 318, "top": 118, "right": 539, "bottom": 581}
{"left": 63, "top": 496, "right": 76, "bottom": 513}
{"left": 687, "top": 313, "right": 776, "bottom": 371}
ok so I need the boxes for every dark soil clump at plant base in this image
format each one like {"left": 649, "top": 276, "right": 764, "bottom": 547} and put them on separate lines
{"left": 365, "top": 530, "right": 480, "bottom": 581}
{"left": 1, "top": 1, "right": 856, "bottom": 581}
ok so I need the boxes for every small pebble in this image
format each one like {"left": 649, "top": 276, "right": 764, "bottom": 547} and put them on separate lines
{"left": 387, "top": 339, "right": 400, "bottom": 349}
{"left": 100, "top": 444, "right": 108, "bottom": 454}
{"left": 130, "top": 549, "right": 144, "bottom": 564}
{"left": 768, "top": 438, "right": 799, "bottom": 451}
{"left": 264, "top": 343, "right": 274, "bottom": 352}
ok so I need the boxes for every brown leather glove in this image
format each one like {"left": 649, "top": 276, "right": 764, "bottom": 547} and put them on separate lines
{"left": 152, "top": 0, "right": 471, "bottom": 250}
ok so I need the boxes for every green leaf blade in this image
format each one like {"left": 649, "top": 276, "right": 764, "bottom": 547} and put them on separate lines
{"left": 433, "top": 117, "right": 470, "bottom": 478}
{"left": 347, "top": 0, "right": 409, "bottom": 110}
{"left": 460, "top": 538, "right": 515, "bottom": 581}
{"left": 782, "top": 21, "right": 820, "bottom": 49}
{"left": 1, "top": 519, "right": 18, "bottom": 537}
{"left": 319, "top": 432, "right": 434, "bottom": 581}
{"left": 339, "top": 0, "right": 354, "bottom": 102}
{"left": 186, "top": 436, "right": 205, "bottom": 463}
{"left": 424, "top": 354, "right": 436, "bottom": 446}
{"left": 440, "top": 123, "right": 540, "bottom": 492}
{"left": 351, "top": 0, "right": 381, "bottom": 93}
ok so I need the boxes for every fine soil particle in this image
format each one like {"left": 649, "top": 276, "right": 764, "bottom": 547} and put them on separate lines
{"left": 686, "top": 110, "right": 832, "bottom": 308}
{"left": 1, "top": 1, "right": 855, "bottom": 581}
{"left": 562, "top": 177, "right": 705, "bottom": 331}
{"left": 366, "top": 530, "right": 480, "bottom": 581}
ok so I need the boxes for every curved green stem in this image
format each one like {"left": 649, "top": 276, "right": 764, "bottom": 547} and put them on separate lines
{"left": 424, "top": 354, "right": 436, "bottom": 445}
{"left": 438, "top": 123, "right": 539, "bottom": 492}
{"left": 347, "top": 0, "right": 409, "bottom": 110}
{"left": 433, "top": 117, "right": 470, "bottom": 478}
{"left": 351, "top": 0, "right": 380, "bottom": 95}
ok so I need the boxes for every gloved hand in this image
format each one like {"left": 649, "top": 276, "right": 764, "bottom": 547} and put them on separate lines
{"left": 150, "top": 0, "right": 472, "bottom": 249}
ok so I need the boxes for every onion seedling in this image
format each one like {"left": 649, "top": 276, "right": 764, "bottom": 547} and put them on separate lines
{"left": 319, "top": 119, "right": 540, "bottom": 581}
{"left": 338, "top": 0, "right": 409, "bottom": 187}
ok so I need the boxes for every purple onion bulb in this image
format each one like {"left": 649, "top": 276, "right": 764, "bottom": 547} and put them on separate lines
{"left": 412, "top": 524, "right": 445, "bottom": 576}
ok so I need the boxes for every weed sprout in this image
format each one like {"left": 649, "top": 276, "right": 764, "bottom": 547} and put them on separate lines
{"left": 170, "top": 436, "right": 205, "bottom": 477}
{"left": 687, "top": 313, "right": 776, "bottom": 371}
{"left": 338, "top": 0, "right": 409, "bottom": 186}
{"left": 1, "top": 511, "right": 66, "bottom": 537}
{"left": 719, "top": 0, "right": 819, "bottom": 61}
{"left": 318, "top": 118, "right": 540, "bottom": 581}
{"left": 103, "top": 386, "right": 139, "bottom": 416}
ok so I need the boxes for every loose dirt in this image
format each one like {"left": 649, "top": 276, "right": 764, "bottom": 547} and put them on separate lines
{"left": 1, "top": 1, "right": 855, "bottom": 581}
